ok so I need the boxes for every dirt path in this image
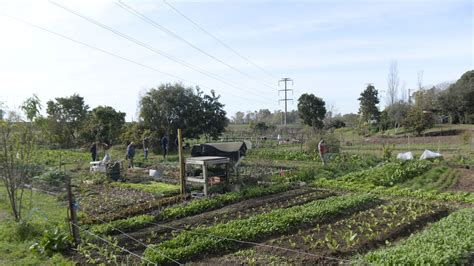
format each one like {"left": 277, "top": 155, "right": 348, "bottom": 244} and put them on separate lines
{"left": 450, "top": 168, "right": 474, "bottom": 192}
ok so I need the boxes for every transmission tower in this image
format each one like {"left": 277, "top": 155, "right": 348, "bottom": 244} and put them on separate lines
{"left": 278, "top": 78, "right": 294, "bottom": 126}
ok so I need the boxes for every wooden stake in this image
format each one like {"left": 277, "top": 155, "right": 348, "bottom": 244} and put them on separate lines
{"left": 178, "top": 129, "right": 186, "bottom": 197}
{"left": 67, "top": 177, "right": 80, "bottom": 246}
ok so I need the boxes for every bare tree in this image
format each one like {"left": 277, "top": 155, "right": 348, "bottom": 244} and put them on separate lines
{"left": 400, "top": 81, "right": 407, "bottom": 103}
{"left": 386, "top": 60, "right": 400, "bottom": 106}
{"left": 417, "top": 70, "right": 424, "bottom": 90}
{"left": 0, "top": 96, "right": 41, "bottom": 222}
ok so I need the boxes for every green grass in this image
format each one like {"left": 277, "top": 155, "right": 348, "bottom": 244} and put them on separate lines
{"left": 360, "top": 208, "right": 474, "bottom": 265}
{"left": 110, "top": 181, "right": 180, "bottom": 197}
{"left": 0, "top": 184, "right": 74, "bottom": 265}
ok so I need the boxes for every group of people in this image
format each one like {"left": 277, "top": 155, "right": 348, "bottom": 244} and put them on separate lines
{"left": 90, "top": 135, "right": 182, "bottom": 169}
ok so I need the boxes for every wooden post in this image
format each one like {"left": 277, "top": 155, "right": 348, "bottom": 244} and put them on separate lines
{"left": 202, "top": 163, "right": 208, "bottom": 196}
{"left": 67, "top": 177, "right": 80, "bottom": 246}
{"left": 178, "top": 129, "right": 186, "bottom": 197}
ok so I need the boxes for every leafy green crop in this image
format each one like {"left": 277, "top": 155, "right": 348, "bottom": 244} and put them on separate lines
{"left": 143, "top": 193, "right": 377, "bottom": 264}
{"left": 110, "top": 182, "right": 180, "bottom": 197}
{"left": 159, "top": 183, "right": 290, "bottom": 220}
{"left": 89, "top": 184, "right": 291, "bottom": 234}
{"left": 89, "top": 214, "right": 155, "bottom": 235}
{"left": 314, "top": 178, "right": 474, "bottom": 204}
{"left": 340, "top": 160, "right": 432, "bottom": 187}
{"left": 361, "top": 208, "right": 474, "bottom": 265}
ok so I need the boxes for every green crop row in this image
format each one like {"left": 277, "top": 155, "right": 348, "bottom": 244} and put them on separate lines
{"left": 89, "top": 214, "right": 155, "bottom": 235}
{"left": 340, "top": 160, "right": 432, "bottom": 187}
{"left": 247, "top": 149, "right": 321, "bottom": 161}
{"left": 160, "top": 183, "right": 291, "bottom": 220}
{"left": 360, "top": 208, "right": 474, "bottom": 265}
{"left": 314, "top": 178, "right": 474, "bottom": 204}
{"left": 143, "top": 193, "right": 377, "bottom": 264}
{"left": 89, "top": 184, "right": 291, "bottom": 235}
{"left": 110, "top": 182, "right": 180, "bottom": 198}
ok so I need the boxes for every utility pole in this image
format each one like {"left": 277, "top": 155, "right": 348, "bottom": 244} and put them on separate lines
{"left": 278, "top": 78, "right": 293, "bottom": 126}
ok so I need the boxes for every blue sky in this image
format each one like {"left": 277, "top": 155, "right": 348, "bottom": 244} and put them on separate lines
{"left": 0, "top": 0, "right": 472, "bottom": 121}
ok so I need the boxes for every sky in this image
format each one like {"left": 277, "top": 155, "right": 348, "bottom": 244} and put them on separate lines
{"left": 0, "top": 0, "right": 472, "bottom": 121}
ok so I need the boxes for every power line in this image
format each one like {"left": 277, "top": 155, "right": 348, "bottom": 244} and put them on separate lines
{"left": 49, "top": 1, "right": 275, "bottom": 103}
{"left": 0, "top": 13, "right": 271, "bottom": 106}
{"left": 117, "top": 1, "right": 276, "bottom": 90}
{"left": 162, "top": 0, "right": 279, "bottom": 81}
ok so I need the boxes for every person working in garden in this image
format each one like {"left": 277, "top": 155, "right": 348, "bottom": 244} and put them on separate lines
{"left": 318, "top": 139, "right": 328, "bottom": 165}
{"left": 143, "top": 136, "right": 150, "bottom": 160}
{"left": 90, "top": 142, "right": 97, "bottom": 161}
{"left": 161, "top": 135, "right": 169, "bottom": 160}
{"left": 126, "top": 142, "right": 135, "bottom": 168}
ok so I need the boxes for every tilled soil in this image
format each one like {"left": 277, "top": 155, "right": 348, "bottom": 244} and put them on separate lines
{"left": 449, "top": 168, "right": 474, "bottom": 193}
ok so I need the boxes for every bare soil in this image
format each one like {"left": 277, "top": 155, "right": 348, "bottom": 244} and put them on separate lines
{"left": 449, "top": 168, "right": 474, "bottom": 193}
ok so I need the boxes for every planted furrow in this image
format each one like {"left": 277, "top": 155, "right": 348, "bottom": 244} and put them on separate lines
{"left": 199, "top": 200, "right": 448, "bottom": 265}
{"left": 360, "top": 207, "right": 474, "bottom": 265}
{"left": 116, "top": 189, "right": 334, "bottom": 251}
{"left": 143, "top": 193, "right": 378, "bottom": 264}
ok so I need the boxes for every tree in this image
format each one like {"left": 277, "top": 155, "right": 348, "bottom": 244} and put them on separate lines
{"left": 81, "top": 106, "right": 126, "bottom": 145}
{"left": 325, "top": 119, "right": 346, "bottom": 130}
{"left": 386, "top": 61, "right": 400, "bottom": 106}
{"left": 139, "top": 83, "right": 227, "bottom": 140}
{"left": 232, "top": 111, "right": 245, "bottom": 124}
{"left": 0, "top": 96, "right": 41, "bottom": 222}
{"left": 384, "top": 101, "right": 410, "bottom": 129}
{"left": 403, "top": 106, "right": 435, "bottom": 135}
{"left": 358, "top": 84, "right": 380, "bottom": 123}
{"left": 437, "top": 70, "right": 474, "bottom": 124}
{"left": 297, "top": 93, "right": 326, "bottom": 131}
{"left": 201, "top": 91, "right": 228, "bottom": 140}
{"left": 45, "top": 94, "right": 89, "bottom": 147}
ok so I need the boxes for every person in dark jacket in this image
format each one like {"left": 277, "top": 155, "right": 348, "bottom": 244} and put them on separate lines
{"left": 143, "top": 137, "right": 150, "bottom": 160}
{"left": 126, "top": 142, "right": 135, "bottom": 168}
{"left": 90, "top": 143, "right": 97, "bottom": 161}
{"left": 161, "top": 135, "right": 169, "bottom": 159}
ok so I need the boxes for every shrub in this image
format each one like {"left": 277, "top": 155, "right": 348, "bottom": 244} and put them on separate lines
{"left": 30, "top": 227, "right": 72, "bottom": 256}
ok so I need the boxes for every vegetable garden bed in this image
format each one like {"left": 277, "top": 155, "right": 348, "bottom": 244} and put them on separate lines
{"left": 203, "top": 199, "right": 449, "bottom": 265}
{"left": 143, "top": 193, "right": 377, "bottom": 264}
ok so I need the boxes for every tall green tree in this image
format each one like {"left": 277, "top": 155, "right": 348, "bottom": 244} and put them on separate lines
{"left": 358, "top": 84, "right": 380, "bottom": 123}
{"left": 81, "top": 106, "right": 126, "bottom": 145}
{"left": 45, "top": 94, "right": 89, "bottom": 147}
{"left": 297, "top": 93, "right": 326, "bottom": 131}
{"left": 140, "top": 83, "right": 227, "bottom": 140}
{"left": 437, "top": 70, "right": 474, "bottom": 124}
{"left": 201, "top": 91, "right": 228, "bottom": 140}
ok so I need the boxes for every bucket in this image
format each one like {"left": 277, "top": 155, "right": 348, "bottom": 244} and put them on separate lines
{"left": 149, "top": 169, "right": 161, "bottom": 177}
